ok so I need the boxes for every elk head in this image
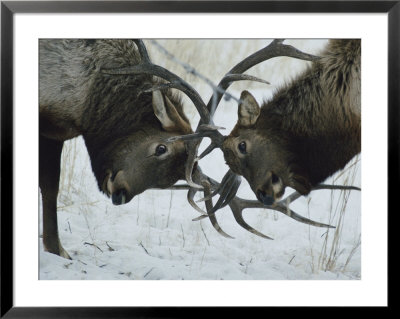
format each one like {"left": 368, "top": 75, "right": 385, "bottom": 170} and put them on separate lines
{"left": 222, "top": 90, "right": 312, "bottom": 206}
{"left": 93, "top": 90, "right": 192, "bottom": 205}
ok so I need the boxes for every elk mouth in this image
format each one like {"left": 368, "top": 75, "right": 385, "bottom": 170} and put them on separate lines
{"left": 256, "top": 187, "right": 284, "bottom": 206}
{"left": 255, "top": 173, "right": 286, "bottom": 206}
{"left": 112, "top": 189, "right": 127, "bottom": 205}
{"left": 257, "top": 190, "right": 275, "bottom": 206}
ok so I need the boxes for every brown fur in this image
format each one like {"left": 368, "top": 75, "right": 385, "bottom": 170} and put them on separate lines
{"left": 223, "top": 39, "right": 361, "bottom": 204}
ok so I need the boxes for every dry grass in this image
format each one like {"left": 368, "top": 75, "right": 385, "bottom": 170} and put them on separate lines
{"left": 316, "top": 155, "right": 361, "bottom": 275}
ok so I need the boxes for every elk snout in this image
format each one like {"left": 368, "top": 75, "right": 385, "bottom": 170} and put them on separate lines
{"left": 257, "top": 190, "right": 275, "bottom": 206}
{"left": 106, "top": 170, "right": 132, "bottom": 205}
{"left": 256, "top": 173, "right": 284, "bottom": 206}
{"left": 112, "top": 188, "right": 127, "bottom": 205}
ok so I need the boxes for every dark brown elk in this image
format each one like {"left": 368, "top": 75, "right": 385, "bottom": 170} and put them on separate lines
{"left": 39, "top": 39, "right": 210, "bottom": 258}
{"left": 221, "top": 39, "right": 361, "bottom": 206}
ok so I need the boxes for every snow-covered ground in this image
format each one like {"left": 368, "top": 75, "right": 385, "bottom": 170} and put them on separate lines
{"left": 39, "top": 39, "right": 361, "bottom": 280}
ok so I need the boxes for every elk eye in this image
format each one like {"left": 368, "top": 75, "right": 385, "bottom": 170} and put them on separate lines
{"left": 271, "top": 173, "right": 279, "bottom": 184}
{"left": 155, "top": 144, "right": 167, "bottom": 156}
{"left": 238, "top": 141, "right": 247, "bottom": 154}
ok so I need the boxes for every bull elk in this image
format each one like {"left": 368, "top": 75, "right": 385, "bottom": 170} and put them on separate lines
{"left": 221, "top": 39, "right": 361, "bottom": 206}
{"left": 39, "top": 39, "right": 215, "bottom": 258}
{"left": 168, "top": 40, "right": 357, "bottom": 238}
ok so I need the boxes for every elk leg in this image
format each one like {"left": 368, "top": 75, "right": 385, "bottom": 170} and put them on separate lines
{"left": 39, "top": 135, "right": 71, "bottom": 259}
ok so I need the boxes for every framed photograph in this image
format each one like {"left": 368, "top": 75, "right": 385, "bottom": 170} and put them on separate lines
{"left": 1, "top": 0, "right": 396, "bottom": 316}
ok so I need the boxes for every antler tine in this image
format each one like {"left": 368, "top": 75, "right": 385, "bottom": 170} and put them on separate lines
{"left": 221, "top": 74, "right": 270, "bottom": 86}
{"left": 229, "top": 197, "right": 274, "bottom": 239}
{"left": 273, "top": 202, "right": 335, "bottom": 229}
{"left": 313, "top": 184, "right": 361, "bottom": 191}
{"left": 276, "top": 184, "right": 361, "bottom": 207}
{"left": 165, "top": 171, "right": 234, "bottom": 239}
{"left": 188, "top": 166, "right": 234, "bottom": 238}
{"left": 197, "top": 169, "right": 241, "bottom": 207}
{"left": 201, "top": 180, "right": 234, "bottom": 239}
{"left": 187, "top": 187, "right": 211, "bottom": 216}
{"left": 279, "top": 191, "right": 303, "bottom": 205}
{"left": 132, "top": 39, "right": 151, "bottom": 63}
{"left": 184, "top": 142, "right": 203, "bottom": 190}
{"left": 165, "top": 124, "right": 225, "bottom": 143}
{"left": 195, "top": 173, "right": 241, "bottom": 218}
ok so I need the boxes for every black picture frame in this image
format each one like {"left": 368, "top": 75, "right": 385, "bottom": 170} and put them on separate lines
{"left": 1, "top": 1, "right": 396, "bottom": 317}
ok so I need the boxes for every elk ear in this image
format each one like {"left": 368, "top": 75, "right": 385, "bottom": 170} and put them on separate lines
{"left": 152, "top": 91, "right": 191, "bottom": 133}
{"left": 238, "top": 90, "right": 261, "bottom": 127}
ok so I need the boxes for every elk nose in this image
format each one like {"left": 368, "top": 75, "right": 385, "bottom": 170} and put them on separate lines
{"left": 257, "top": 190, "right": 275, "bottom": 206}
{"left": 112, "top": 189, "right": 127, "bottom": 205}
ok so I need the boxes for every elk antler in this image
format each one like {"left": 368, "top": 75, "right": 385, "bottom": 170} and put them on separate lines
{"left": 172, "top": 168, "right": 338, "bottom": 239}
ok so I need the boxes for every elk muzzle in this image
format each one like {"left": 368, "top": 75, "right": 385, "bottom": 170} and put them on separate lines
{"left": 255, "top": 173, "right": 285, "bottom": 206}
{"left": 257, "top": 190, "right": 275, "bottom": 206}
{"left": 105, "top": 170, "right": 132, "bottom": 205}
{"left": 112, "top": 188, "right": 127, "bottom": 205}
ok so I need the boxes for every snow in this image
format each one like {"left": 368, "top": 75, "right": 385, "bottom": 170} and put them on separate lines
{"left": 39, "top": 40, "right": 361, "bottom": 281}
